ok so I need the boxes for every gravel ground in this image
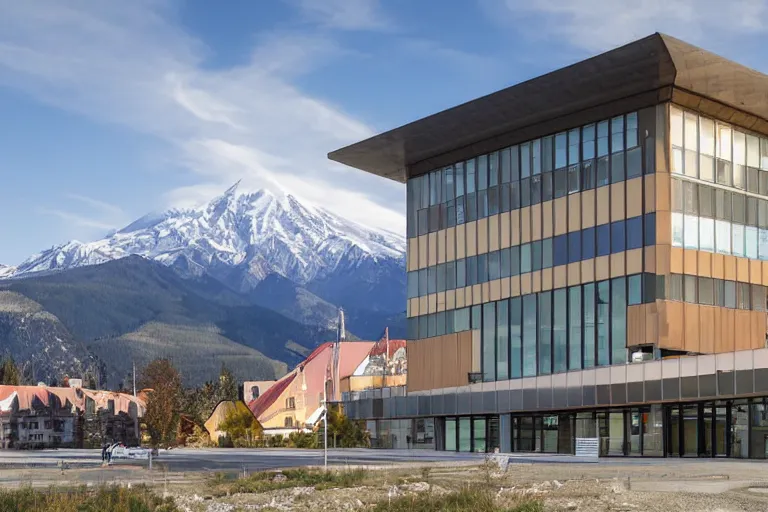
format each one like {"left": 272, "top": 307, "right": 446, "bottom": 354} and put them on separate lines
{"left": 169, "top": 459, "right": 768, "bottom": 511}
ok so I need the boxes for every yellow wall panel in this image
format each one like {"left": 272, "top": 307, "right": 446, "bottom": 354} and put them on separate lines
{"left": 446, "top": 290, "right": 456, "bottom": 311}
{"left": 646, "top": 302, "right": 658, "bottom": 345}
{"left": 501, "top": 277, "right": 511, "bottom": 299}
{"left": 684, "top": 303, "right": 700, "bottom": 353}
{"left": 752, "top": 259, "right": 763, "bottom": 285}
{"left": 596, "top": 186, "right": 610, "bottom": 226}
{"left": 428, "top": 293, "right": 437, "bottom": 314}
{"left": 699, "top": 306, "right": 715, "bottom": 353}
{"left": 490, "top": 279, "right": 501, "bottom": 302}
{"left": 554, "top": 197, "right": 568, "bottom": 236}
{"left": 568, "top": 194, "right": 581, "bottom": 232}
{"left": 581, "top": 189, "right": 596, "bottom": 228}
{"left": 481, "top": 282, "right": 490, "bottom": 303}
{"left": 446, "top": 227, "right": 456, "bottom": 262}
{"left": 626, "top": 177, "right": 643, "bottom": 218}
{"left": 465, "top": 287, "right": 473, "bottom": 308}
{"left": 531, "top": 270, "right": 542, "bottom": 293}
{"left": 736, "top": 257, "right": 750, "bottom": 283}
{"left": 419, "top": 296, "right": 428, "bottom": 316}
{"left": 763, "top": 261, "right": 768, "bottom": 286}
{"left": 656, "top": 245, "right": 671, "bottom": 275}
{"left": 655, "top": 173, "right": 670, "bottom": 212}
{"left": 437, "top": 292, "right": 446, "bottom": 312}
{"left": 542, "top": 200, "right": 554, "bottom": 238}
{"left": 510, "top": 275, "right": 521, "bottom": 297}
{"left": 656, "top": 211, "right": 671, "bottom": 245}
{"left": 520, "top": 272, "right": 532, "bottom": 295}
{"left": 473, "top": 284, "right": 482, "bottom": 305}
{"left": 627, "top": 304, "right": 646, "bottom": 347}
{"left": 456, "top": 289, "right": 465, "bottom": 309}
{"left": 437, "top": 229, "right": 446, "bottom": 264}
{"left": 610, "top": 182, "right": 625, "bottom": 221}
{"left": 712, "top": 253, "right": 725, "bottom": 280}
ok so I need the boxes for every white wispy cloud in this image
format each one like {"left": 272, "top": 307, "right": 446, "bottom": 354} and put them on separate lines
{"left": 65, "top": 193, "right": 126, "bottom": 219}
{"left": 39, "top": 208, "right": 117, "bottom": 231}
{"left": 490, "top": 0, "right": 768, "bottom": 51}
{"left": 292, "top": 0, "right": 392, "bottom": 31}
{"left": 0, "top": 0, "right": 406, "bottom": 236}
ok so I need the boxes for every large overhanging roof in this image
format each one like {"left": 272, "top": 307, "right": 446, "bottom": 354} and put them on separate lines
{"left": 329, "top": 33, "right": 768, "bottom": 183}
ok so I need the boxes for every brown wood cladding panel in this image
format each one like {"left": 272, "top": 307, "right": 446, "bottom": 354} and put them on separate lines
{"left": 751, "top": 259, "right": 762, "bottom": 284}
{"left": 723, "top": 309, "right": 736, "bottom": 353}
{"left": 670, "top": 247, "right": 684, "bottom": 273}
{"left": 568, "top": 194, "right": 581, "bottom": 232}
{"left": 684, "top": 303, "right": 700, "bottom": 353}
{"left": 712, "top": 253, "right": 725, "bottom": 280}
{"left": 698, "top": 251, "right": 712, "bottom": 277}
{"left": 626, "top": 178, "right": 643, "bottom": 218}
{"left": 521, "top": 207, "right": 531, "bottom": 243}
{"left": 737, "top": 257, "right": 750, "bottom": 283}
{"left": 581, "top": 190, "right": 596, "bottom": 229}
{"left": 458, "top": 331, "right": 473, "bottom": 388}
{"left": 655, "top": 173, "right": 670, "bottom": 212}
{"left": 477, "top": 218, "right": 489, "bottom": 255}
{"left": 644, "top": 175, "right": 656, "bottom": 214}
{"left": 554, "top": 197, "right": 568, "bottom": 236}
{"left": 656, "top": 245, "right": 671, "bottom": 275}
{"left": 567, "top": 262, "right": 581, "bottom": 286}
{"left": 627, "top": 304, "right": 646, "bottom": 347}
{"left": 713, "top": 308, "right": 723, "bottom": 353}
{"left": 659, "top": 300, "right": 684, "bottom": 350}
{"left": 489, "top": 215, "right": 500, "bottom": 252}
{"left": 735, "top": 310, "right": 751, "bottom": 351}
{"left": 500, "top": 213, "right": 511, "bottom": 249}
{"left": 407, "top": 238, "right": 418, "bottom": 271}
{"left": 724, "top": 255, "right": 737, "bottom": 281}
{"left": 531, "top": 204, "right": 542, "bottom": 241}
{"left": 596, "top": 186, "right": 610, "bottom": 226}
{"left": 699, "top": 306, "right": 715, "bottom": 353}
{"left": 644, "top": 246, "right": 656, "bottom": 273}
{"left": 656, "top": 210, "right": 671, "bottom": 246}
{"left": 406, "top": 341, "right": 422, "bottom": 392}
{"left": 646, "top": 302, "right": 659, "bottom": 345}
{"left": 763, "top": 261, "right": 768, "bottom": 286}
{"left": 751, "top": 312, "right": 764, "bottom": 350}
{"left": 542, "top": 201, "right": 554, "bottom": 238}
{"left": 610, "top": 182, "right": 626, "bottom": 221}
{"left": 683, "top": 249, "right": 697, "bottom": 275}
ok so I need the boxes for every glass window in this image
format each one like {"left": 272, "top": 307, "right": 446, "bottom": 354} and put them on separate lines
{"left": 597, "top": 224, "right": 611, "bottom": 256}
{"left": 628, "top": 274, "right": 642, "bottom": 305}
{"left": 715, "top": 279, "right": 725, "bottom": 307}
{"left": 568, "top": 164, "right": 580, "bottom": 194}
{"left": 683, "top": 181, "right": 698, "bottom": 214}
{"left": 732, "top": 223, "right": 745, "bottom": 257}
{"left": 762, "top": 138, "right": 768, "bottom": 170}
{"left": 752, "top": 285, "right": 766, "bottom": 312}
{"left": 568, "top": 232, "right": 581, "bottom": 264}
{"left": 747, "top": 226, "right": 758, "bottom": 259}
{"left": 530, "top": 174, "right": 542, "bottom": 204}
{"left": 554, "top": 168, "right": 567, "bottom": 198}
{"left": 532, "top": 139, "right": 542, "bottom": 176}
{"left": 539, "top": 291, "right": 552, "bottom": 375}
{"left": 716, "top": 189, "right": 731, "bottom": 220}
{"left": 738, "top": 282, "right": 751, "bottom": 310}
{"left": 553, "top": 289, "right": 567, "bottom": 373}
{"left": 569, "top": 286, "right": 582, "bottom": 370}
{"left": 671, "top": 177, "right": 683, "bottom": 212}
{"left": 597, "top": 155, "right": 609, "bottom": 186}
{"left": 611, "top": 277, "right": 627, "bottom": 365}
{"left": 583, "top": 283, "right": 596, "bottom": 368}
{"left": 672, "top": 212, "right": 684, "bottom": 247}
{"left": 531, "top": 240, "right": 542, "bottom": 272}
{"left": 700, "top": 217, "right": 715, "bottom": 252}
{"left": 427, "top": 266, "right": 437, "bottom": 294}
{"left": 496, "top": 300, "right": 509, "bottom": 380}
{"left": 626, "top": 216, "right": 643, "bottom": 250}
{"left": 718, "top": 123, "right": 732, "bottom": 161}
{"left": 521, "top": 143, "right": 531, "bottom": 179}
{"left": 466, "top": 256, "right": 477, "bottom": 286}
{"left": 732, "top": 193, "right": 746, "bottom": 224}
{"left": 597, "top": 120, "right": 609, "bottom": 157}
{"left": 522, "top": 295, "right": 537, "bottom": 377}
{"left": 483, "top": 302, "right": 495, "bottom": 382}
{"left": 455, "top": 162, "right": 465, "bottom": 198}
{"left": 477, "top": 254, "right": 488, "bottom": 283}
{"left": 716, "top": 220, "right": 731, "bottom": 254}
{"left": 671, "top": 106, "right": 684, "bottom": 148}
{"left": 553, "top": 234, "right": 568, "bottom": 267}
{"left": 477, "top": 155, "right": 488, "bottom": 191}
{"left": 699, "top": 185, "right": 714, "bottom": 218}
{"left": 510, "top": 246, "right": 520, "bottom": 276}
{"left": 568, "top": 129, "right": 580, "bottom": 165}
{"left": 501, "top": 148, "right": 511, "bottom": 183}
{"left": 626, "top": 147, "right": 642, "bottom": 179}
{"left": 596, "top": 280, "right": 610, "bottom": 367}
{"left": 542, "top": 136, "right": 554, "bottom": 173}
{"left": 699, "top": 277, "right": 715, "bottom": 306}
{"left": 684, "top": 214, "right": 698, "bottom": 250}
{"left": 520, "top": 243, "right": 532, "bottom": 274}
{"left": 456, "top": 259, "right": 466, "bottom": 287}
{"left": 700, "top": 116, "right": 715, "bottom": 156}
{"left": 684, "top": 275, "right": 697, "bottom": 303}
{"left": 555, "top": 132, "right": 567, "bottom": 169}
{"left": 627, "top": 112, "right": 638, "bottom": 149}
{"left": 668, "top": 274, "right": 683, "bottom": 301}
{"left": 700, "top": 153, "right": 715, "bottom": 182}
{"left": 582, "top": 160, "right": 596, "bottom": 190}
{"left": 466, "top": 159, "right": 476, "bottom": 195}
{"left": 724, "top": 281, "right": 736, "bottom": 308}
{"left": 644, "top": 213, "right": 656, "bottom": 246}
{"left": 672, "top": 147, "right": 684, "bottom": 174}
{"left": 510, "top": 297, "right": 522, "bottom": 379}
{"left": 489, "top": 152, "right": 499, "bottom": 188}
{"left": 488, "top": 251, "right": 501, "bottom": 280}
{"left": 748, "top": 197, "right": 759, "bottom": 227}
{"left": 611, "top": 220, "right": 626, "bottom": 253}
{"left": 611, "top": 116, "right": 624, "bottom": 153}
{"left": 717, "top": 159, "right": 732, "bottom": 186}
{"left": 582, "top": 226, "right": 595, "bottom": 259}
{"left": 542, "top": 237, "right": 553, "bottom": 269}
{"left": 583, "top": 124, "right": 596, "bottom": 160}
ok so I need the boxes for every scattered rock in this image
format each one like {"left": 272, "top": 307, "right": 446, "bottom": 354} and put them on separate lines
{"left": 553, "top": 480, "right": 564, "bottom": 489}
{"left": 291, "top": 486, "right": 315, "bottom": 496}
{"left": 272, "top": 472, "right": 287, "bottom": 483}
{"left": 399, "top": 482, "right": 430, "bottom": 493}
{"left": 538, "top": 481, "right": 553, "bottom": 491}
{"left": 565, "top": 502, "right": 578, "bottom": 511}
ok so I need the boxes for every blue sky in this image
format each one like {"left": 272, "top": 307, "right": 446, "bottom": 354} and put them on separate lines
{"left": 1, "top": 0, "right": 767, "bottom": 265}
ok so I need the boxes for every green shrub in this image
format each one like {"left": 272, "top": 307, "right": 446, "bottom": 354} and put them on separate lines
{"left": 209, "top": 468, "right": 368, "bottom": 495}
{"left": 371, "top": 487, "right": 543, "bottom": 512}
{"left": 0, "top": 485, "right": 178, "bottom": 512}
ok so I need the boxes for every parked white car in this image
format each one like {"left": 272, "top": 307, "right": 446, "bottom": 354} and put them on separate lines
{"left": 110, "top": 445, "right": 153, "bottom": 460}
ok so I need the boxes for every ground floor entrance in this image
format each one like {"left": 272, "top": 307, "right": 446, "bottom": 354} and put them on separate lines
{"left": 366, "top": 397, "right": 768, "bottom": 457}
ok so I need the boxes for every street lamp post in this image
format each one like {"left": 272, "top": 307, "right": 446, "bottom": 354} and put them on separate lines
{"left": 323, "top": 395, "right": 328, "bottom": 469}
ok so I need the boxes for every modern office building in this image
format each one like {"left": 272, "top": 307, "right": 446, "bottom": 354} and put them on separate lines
{"left": 329, "top": 34, "right": 768, "bottom": 458}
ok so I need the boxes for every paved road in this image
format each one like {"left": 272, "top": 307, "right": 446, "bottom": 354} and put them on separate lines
{"left": 0, "top": 448, "right": 495, "bottom": 472}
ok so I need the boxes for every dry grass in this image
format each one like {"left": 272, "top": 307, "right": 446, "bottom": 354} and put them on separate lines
{"left": 208, "top": 467, "right": 369, "bottom": 496}
{"left": 0, "top": 485, "right": 178, "bottom": 512}
{"left": 371, "top": 486, "right": 543, "bottom": 512}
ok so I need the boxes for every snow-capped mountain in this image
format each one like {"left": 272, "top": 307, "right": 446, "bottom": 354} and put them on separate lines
{"left": 6, "top": 182, "right": 406, "bottom": 293}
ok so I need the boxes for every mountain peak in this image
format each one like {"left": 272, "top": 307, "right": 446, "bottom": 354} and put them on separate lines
{"left": 7, "top": 180, "right": 406, "bottom": 286}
